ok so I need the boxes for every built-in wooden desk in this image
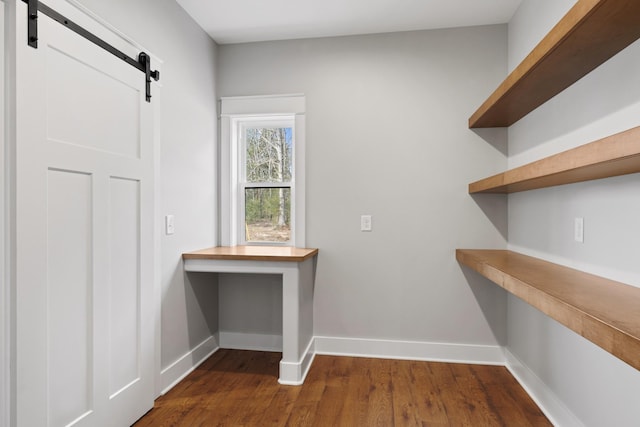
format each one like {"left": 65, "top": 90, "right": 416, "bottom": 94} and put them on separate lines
{"left": 183, "top": 246, "right": 318, "bottom": 262}
{"left": 182, "top": 246, "right": 319, "bottom": 385}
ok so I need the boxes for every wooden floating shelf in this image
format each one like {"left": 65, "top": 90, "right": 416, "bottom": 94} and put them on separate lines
{"left": 469, "top": 0, "right": 640, "bottom": 128}
{"left": 469, "top": 126, "right": 640, "bottom": 193}
{"left": 456, "top": 249, "right": 640, "bottom": 371}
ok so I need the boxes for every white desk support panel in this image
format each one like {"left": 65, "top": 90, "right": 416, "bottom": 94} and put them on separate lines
{"left": 182, "top": 246, "right": 319, "bottom": 385}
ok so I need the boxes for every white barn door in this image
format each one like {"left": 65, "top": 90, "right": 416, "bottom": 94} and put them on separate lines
{"left": 14, "top": 1, "right": 156, "bottom": 426}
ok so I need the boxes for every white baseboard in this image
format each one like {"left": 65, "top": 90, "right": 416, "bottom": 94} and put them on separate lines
{"left": 160, "top": 335, "right": 219, "bottom": 395}
{"left": 314, "top": 336, "right": 505, "bottom": 365}
{"left": 504, "top": 348, "right": 583, "bottom": 427}
{"left": 219, "top": 331, "right": 282, "bottom": 352}
{"left": 278, "top": 338, "right": 315, "bottom": 385}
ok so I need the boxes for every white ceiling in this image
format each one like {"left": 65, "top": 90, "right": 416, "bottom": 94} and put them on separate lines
{"left": 176, "top": 0, "right": 523, "bottom": 45}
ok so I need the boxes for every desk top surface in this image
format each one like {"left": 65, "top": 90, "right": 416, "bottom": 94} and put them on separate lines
{"left": 183, "top": 246, "right": 318, "bottom": 262}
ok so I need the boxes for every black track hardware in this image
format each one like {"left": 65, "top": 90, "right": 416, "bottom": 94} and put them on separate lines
{"left": 24, "top": 0, "right": 160, "bottom": 102}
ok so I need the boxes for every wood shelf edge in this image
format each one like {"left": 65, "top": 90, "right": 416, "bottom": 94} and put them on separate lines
{"left": 183, "top": 246, "right": 319, "bottom": 262}
{"left": 456, "top": 249, "right": 640, "bottom": 371}
{"left": 469, "top": 126, "right": 640, "bottom": 194}
{"left": 469, "top": 0, "right": 640, "bottom": 128}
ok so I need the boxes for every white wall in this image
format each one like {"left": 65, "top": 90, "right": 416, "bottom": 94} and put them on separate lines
{"left": 507, "top": 1, "right": 640, "bottom": 425}
{"left": 72, "top": 0, "right": 219, "bottom": 391}
{"left": 217, "top": 26, "right": 510, "bottom": 357}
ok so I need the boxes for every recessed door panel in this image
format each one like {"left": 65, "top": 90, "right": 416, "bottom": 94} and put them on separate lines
{"left": 45, "top": 45, "right": 140, "bottom": 158}
{"left": 108, "top": 177, "right": 140, "bottom": 398}
{"left": 46, "top": 169, "right": 93, "bottom": 427}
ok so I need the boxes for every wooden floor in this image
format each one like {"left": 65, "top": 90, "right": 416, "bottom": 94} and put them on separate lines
{"left": 134, "top": 349, "right": 551, "bottom": 426}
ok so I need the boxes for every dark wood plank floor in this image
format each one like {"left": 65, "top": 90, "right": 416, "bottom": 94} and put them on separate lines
{"left": 134, "top": 349, "right": 551, "bottom": 426}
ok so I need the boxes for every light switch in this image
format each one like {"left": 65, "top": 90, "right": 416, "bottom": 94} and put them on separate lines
{"left": 165, "top": 215, "right": 175, "bottom": 235}
{"left": 574, "top": 217, "right": 584, "bottom": 243}
{"left": 361, "top": 215, "right": 372, "bottom": 232}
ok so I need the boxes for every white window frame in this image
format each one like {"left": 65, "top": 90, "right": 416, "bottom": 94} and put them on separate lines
{"left": 220, "top": 95, "right": 306, "bottom": 247}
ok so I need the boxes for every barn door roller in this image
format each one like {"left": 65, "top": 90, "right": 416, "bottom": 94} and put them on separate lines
{"left": 24, "top": 0, "right": 160, "bottom": 102}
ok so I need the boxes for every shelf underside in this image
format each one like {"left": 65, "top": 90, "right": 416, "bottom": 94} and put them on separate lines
{"left": 457, "top": 249, "right": 640, "bottom": 371}
{"left": 469, "top": 126, "right": 640, "bottom": 193}
{"left": 469, "top": 0, "right": 640, "bottom": 128}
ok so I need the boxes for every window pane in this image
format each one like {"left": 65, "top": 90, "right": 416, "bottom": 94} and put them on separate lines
{"left": 245, "top": 187, "right": 291, "bottom": 242}
{"left": 245, "top": 127, "right": 292, "bottom": 183}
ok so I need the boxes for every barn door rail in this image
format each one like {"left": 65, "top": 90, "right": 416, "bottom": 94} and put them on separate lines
{"left": 23, "top": 0, "right": 160, "bottom": 102}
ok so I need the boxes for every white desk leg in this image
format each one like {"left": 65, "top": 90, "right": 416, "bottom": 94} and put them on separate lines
{"left": 278, "top": 259, "right": 315, "bottom": 385}
{"left": 280, "top": 266, "right": 300, "bottom": 384}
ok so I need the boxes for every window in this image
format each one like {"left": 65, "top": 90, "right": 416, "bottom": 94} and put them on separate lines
{"left": 240, "top": 119, "right": 293, "bottom": 244}
{"left": 220, "top": 95, "right": 306, "bottom": 247}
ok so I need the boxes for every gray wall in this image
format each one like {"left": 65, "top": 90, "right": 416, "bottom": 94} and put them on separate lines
{"left": 507, "top": 0, "right": 640, "bottom": 425}
{"left": 74, "top": 0, "right": 219, "bottom": 382}
{"left": 217, "top": 26, "right": 509, "bottom": 348}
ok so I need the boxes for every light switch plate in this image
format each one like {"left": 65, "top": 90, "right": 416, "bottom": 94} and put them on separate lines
{"left": 574, "top": 217, "right": 584, "bottom": 243}
{"left": 165, "top": 215, "right": 175, "bottom": 235}
{"left": 361, "top": 215, "right": 372, "bottom": 232}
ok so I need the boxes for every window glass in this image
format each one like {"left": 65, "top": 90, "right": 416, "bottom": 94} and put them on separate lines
{"left": 244, "top": 187, "right": 291, "bottom": 242}
{"left": 245, "top": 127, "right": 292, "bottom": 183}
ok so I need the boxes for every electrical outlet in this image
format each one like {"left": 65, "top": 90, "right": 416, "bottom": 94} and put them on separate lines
{"left": 361, "top": 215, "right": 372, "bottom": 232}
{"left": 574, "top": 217, "right": 584, "bottom": 243}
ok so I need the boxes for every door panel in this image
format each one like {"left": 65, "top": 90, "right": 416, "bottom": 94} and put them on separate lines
{"left": 47, "top": 169, "right": 93, "bottom": 427}
{"left": 16, "top": 1, "right": 156, "bottom": 426}
{"left": 45, "top": 44, "right": 141, "bottom": 158}
{"left": 108, "top": 177, "right": 141, "bottom": 398}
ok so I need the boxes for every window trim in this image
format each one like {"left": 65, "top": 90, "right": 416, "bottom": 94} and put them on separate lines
{"left": 220, "top": 95, "right": 306, "bottom": 247}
